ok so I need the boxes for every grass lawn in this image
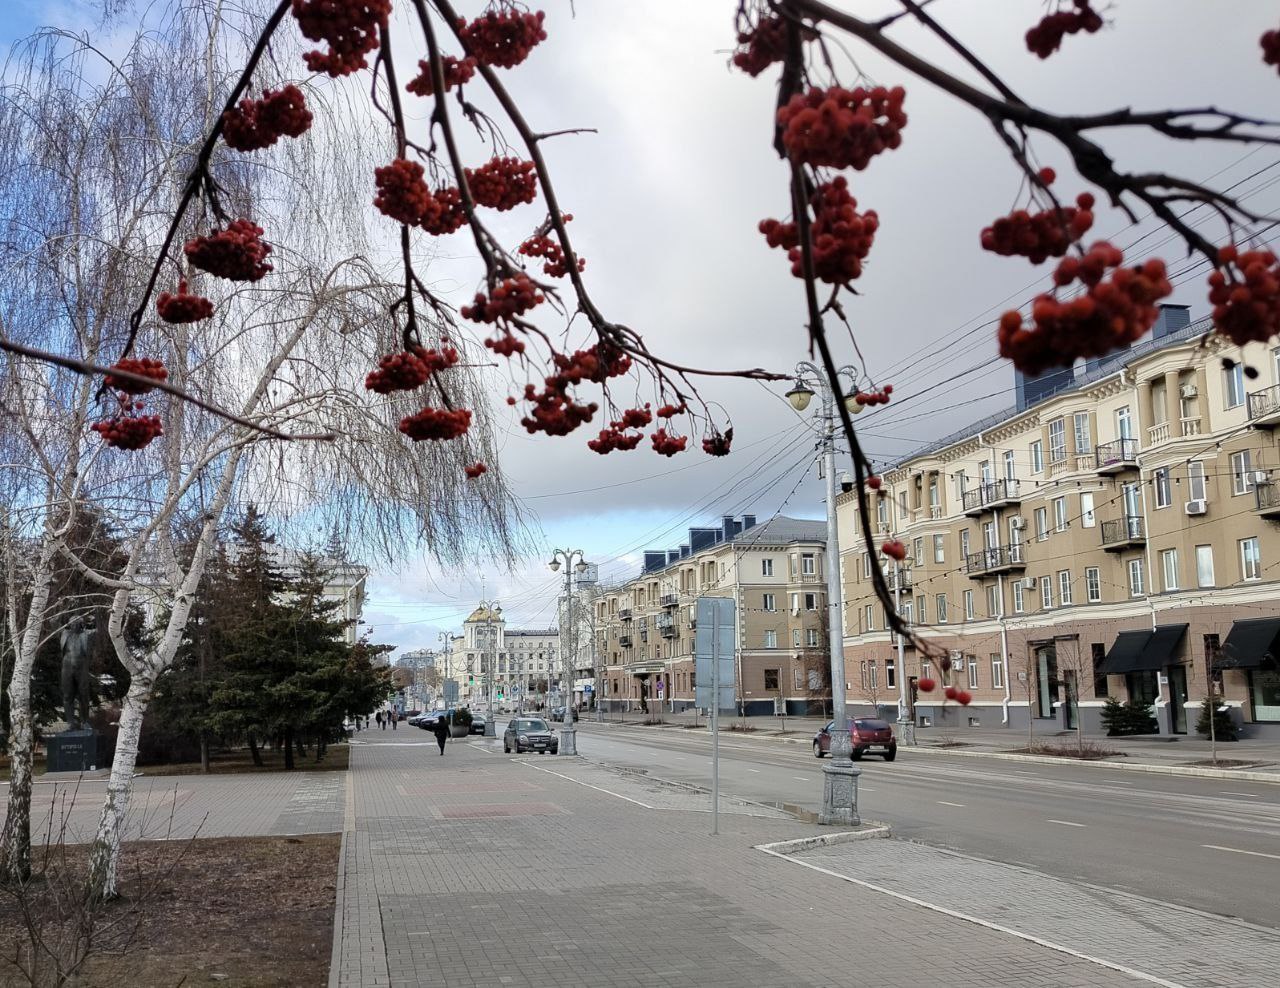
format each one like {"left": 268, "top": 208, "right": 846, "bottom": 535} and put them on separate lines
{"left": 0, "top": 743, "right": 349, "bottom": 780}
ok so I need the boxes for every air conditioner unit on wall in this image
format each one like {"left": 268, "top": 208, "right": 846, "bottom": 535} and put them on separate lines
{"left": 1185, "top": 499, "right": 1207, "bottom": 516}
{"left": 1020, "top": 576, "right": 1038, "bottom": 590}
{"left": 1251, "top": 471, "right": 1271, "bottom": 486}
{"left": 1010, "top": 517, "right": 1027, "bottom": 530}
{"left": 1179, "top": 384, "right": 1198, "bottom": 399}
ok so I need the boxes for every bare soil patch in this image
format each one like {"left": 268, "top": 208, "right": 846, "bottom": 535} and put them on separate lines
{"left": 1185, "top": 758, "right": 1269, "bottom": 769}
{"left": 0, "top": 833, "right": 339, "bottom": 987}
{"left": 1009, "top": 741, "right": 1125, "bottom": 760}
{"left": 138, "top": 744, "right": 350, "bottom": 777}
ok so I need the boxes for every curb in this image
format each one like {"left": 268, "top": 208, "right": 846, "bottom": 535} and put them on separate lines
{"left": 755, "top": 824, "right": 892, "bottom": 854}
{"left": 583, "top": 720, "right": 1280, "bottom": 784}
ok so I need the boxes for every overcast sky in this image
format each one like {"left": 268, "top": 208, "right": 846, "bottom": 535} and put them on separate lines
{"left": 5, "top": 1, "right": 1278, "bottom": 655}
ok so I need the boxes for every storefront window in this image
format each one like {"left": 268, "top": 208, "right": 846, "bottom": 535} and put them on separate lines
{"left": 1249, "top": 669, "right": 1280, "bottom": 722}
{"left": 1126, "top": 670, "right": 1158, "bottom": 706}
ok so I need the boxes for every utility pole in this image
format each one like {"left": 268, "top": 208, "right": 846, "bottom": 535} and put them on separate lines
{"left": 548, "top": 548, "right": 589, "bottom": 755}
{"left": 476, "top": 598, "right": 500, "bottom": 737}
{"left": 786, "top": 362, "right": 865, "bottom": 826}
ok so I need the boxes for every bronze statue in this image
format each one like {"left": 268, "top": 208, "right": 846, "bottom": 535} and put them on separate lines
{"left": 58, "top": 616, "right": 94, "bottom": 731}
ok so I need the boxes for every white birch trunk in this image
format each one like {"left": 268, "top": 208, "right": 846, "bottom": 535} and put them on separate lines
{"left": 85, "top": 675, "right": 151, "bottom": 899}
{"left": 0, "top": 543, "right": 57, "bottom": 884}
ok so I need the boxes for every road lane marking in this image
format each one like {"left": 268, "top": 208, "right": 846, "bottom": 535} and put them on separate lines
{"left": 1220, "top": 791, "right": 1261, "bottom": 798}
{"left": 792, "top": 776, "right": 810, "bottom": 782}
{"left": 1202, "top": 843, "right": 1280, "bottom": 861}
{"left": 1047, "top": 819, "right": 1086, "bottom": 828}
{"left": 936, "top": 800, "right": 965, "bottom": 807}
{"left": 746, "top": 768, "right": 760, "bottom": 773}
{"left": 755, "top": 846, "right": 1189, "bottom": 988}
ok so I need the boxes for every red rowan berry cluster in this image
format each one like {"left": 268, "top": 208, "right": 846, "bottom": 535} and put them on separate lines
{"left": 465, "top": 157, "right": 538, "bottom": 211}
{"left": 486, "top": 332, "right": 526, "bottom": 357}
{"left": 420, "top": 186, "right": 467, "bottom": 236}
{"left": 880, "top": 539, "right": 906, "bottom": 561}
{"left": 550, "top": 342, "right": 632, "bottom": 385}
{"left": 406, "top": 55, "right": 477, "bottom": 96}
{"left": 731, "top": 15, "right": 787, "bottom": 77}
{"left": 519, "top": 233, "right": 584, "bottom": 278}
{"left": 758, "top": 218, "right": 799, "bottom": 251}
{"left": 519, "top": 383, "right": 598, "bottom": 437}
{"left": 805, "top": 177, "right": 879, "bottom": 284}
{"left": 656, "top": 402, "right": 687, "bottom": 418}
{"left": 458, "top": 9, "right": 547, "bottom": 69}
{"left": 1025, "top": 1, "right": 1103, "bottom": 59}
{"left": 399, "top": 406, "right": 472, "bottom": 441}
{"left": 104, "top": 358, "right": 168, "bottom": 395}
{"left": 917, "top": 677, "right": 936, "bottom": 693}
{"left": 184, "top": 220, "right": 273, "bottom": 282}
{"left": 981, "top": 192, "right": 1096, "bottom": 263}
{"left": 998, "top": 242, "right": 1172, "bottom": 375}
{"left": 91, "top": 397, "right": 163, "bottom": 450}
{"left": 365, "top": 350, "right": 431, "bottom": 394}
{"left": 587, "top": 426, "right": 644, "bottom": 454}
{"left": 866, "top": 475, "right": 882, "bottom": 490}
{"left": 461, "top": 274, "right": 544, "bottom": 324}
{"left": 156, "top": 281, "right": 214, "bottom": 324}
{"left": 374, "top": 159, "right": 433, "bottom": 226}
{"left": 943, "top": 686, "right": 973, "bottom": 705}
{"left": 617, "top": 407, "right": 652, "bottom": 429}
{"left": 853, "top": 385, "right": 892, "bottom": 407}
{"left": 1208, "top": 246, "right": 1280, "bottom": 347}
{"left": 221, "top": 85, "right": 312, "bottom": 152}
{"left": 702, "top": 428, "right": 733, "bottom": 457}
{"left": 650, "top": 429, "right": 687, "bottom": 457}
{"left": 292, "top": 0, "right": 390, "bottom": 77}
{"left": 1264, "top": 28, "right": 1280, "bottom": 73}
{"left": 465, "top": 461, "right": 488, "bottom": 478}
{"left": 778, "top": 85, "right": 907, "bottom": 171}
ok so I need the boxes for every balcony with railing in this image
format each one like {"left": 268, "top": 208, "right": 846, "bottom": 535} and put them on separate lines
{"left": 619, "top": 608, "right": 632, "bottom": 621}
{"left": 657, "top": 612, "right": 677, "bottom": 637}
{"left": 1095, "top": 438, "right": 1139, "bottom": 475}
{"left": 1147, "top": 421, "right": 1170, "bottom": 446}
{"left": 619, "top": 634, "right": 633, "bottom": 648}
{"left": 1180, "top": 416, "right": 1202, "bottom": 437}
{"left": 1101, "top": 515, "right": 1145, "bottom": 551}
{"left": 659, "top": 593, "right": 679, "bottom": 608}
{"left": 886, "top": 567, "right": 913, "bottom": 592}
{"left": 961, "top": 478, "right": 1022, "bottom": 517}
{"left": 964, "top": 544, "right": 1026, "bottom": 577}
{"left": 1047, "top": 454, "right": 1071, "bottom": 479}
{"left": 1255, "top": 482, "right": 1280, "bottom": 519}
{"left": 1249, "top": 386, "right": 1280, "bottom": 428}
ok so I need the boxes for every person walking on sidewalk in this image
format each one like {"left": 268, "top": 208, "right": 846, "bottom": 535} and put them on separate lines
{"left": 376, "top": 711, "right": 384, "bottom": 730}
{"left": 390, "top": 709, "right": 397, "bottom": 730}
{"left": 431, "top": 715, "right": 449, "bottom": 756}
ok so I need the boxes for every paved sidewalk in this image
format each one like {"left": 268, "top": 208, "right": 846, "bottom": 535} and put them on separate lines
{"left": 328, "top": 735, "right": 1244, "bottom": 988}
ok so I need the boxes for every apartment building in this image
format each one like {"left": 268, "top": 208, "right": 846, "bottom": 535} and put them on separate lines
{"left": 839, "top": 306, "right": 1280, "bottom": 738}
{"left": 595, "top": 514, "right": 828, "bottom": 716}
{"left": 457, "top": 605, "right": 559, "bottom": 709}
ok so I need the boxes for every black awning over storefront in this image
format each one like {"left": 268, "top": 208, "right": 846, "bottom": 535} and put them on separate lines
{"left": 1221, "top": 618, "right": 1280, "bottom": 670}
{"left": 1101, "top": 630, "right": 1153, "bottom": 675}
{"left": 1142, "top": 624, "right": 1188, "bottom": 669}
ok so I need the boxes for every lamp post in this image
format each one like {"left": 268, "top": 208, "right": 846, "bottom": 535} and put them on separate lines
{"left": 549, "top": 548, "right": 589, "bottom": 756}
{"left": 476, "top": 598, "right": 501, "bottom": 736}
{"left": 787, "top": 361, "right": 864, "bottom": 826}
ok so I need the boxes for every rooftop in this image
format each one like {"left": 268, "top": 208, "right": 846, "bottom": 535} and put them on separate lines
{"left": 638, "top": 514, "right": 826, "bottom": 576}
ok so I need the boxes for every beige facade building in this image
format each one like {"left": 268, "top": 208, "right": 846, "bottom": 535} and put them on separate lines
{"left": 595, "top": 515, "right": 829, "bottom": 716}
{"left": 457, "top": 605, "right": 559, "bottom": 710}
{"left": 839, "top": 307, "right": 1280, "bottom": 738}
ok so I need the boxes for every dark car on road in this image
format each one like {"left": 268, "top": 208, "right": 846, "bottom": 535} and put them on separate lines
{"left": 503, "top": 717, "right": 558, "bottom": 755}
{"left": 813, "top": 718, "right": 897, "bottom": 761}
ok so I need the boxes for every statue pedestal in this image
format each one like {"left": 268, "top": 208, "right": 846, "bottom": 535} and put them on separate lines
{"left": 46, "top": 729, "right": 103, "bottom": 773}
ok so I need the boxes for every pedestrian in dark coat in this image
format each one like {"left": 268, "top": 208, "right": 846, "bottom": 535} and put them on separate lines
{"left": 376, "top": 711, "right": 384, "bottom": 730}
{"left": 431, "top": 716, "right": 449, "bottom": 756}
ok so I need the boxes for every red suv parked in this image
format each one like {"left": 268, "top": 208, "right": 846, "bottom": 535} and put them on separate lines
{"left": 812, "top": 718, "right": 897, "bottom": 762}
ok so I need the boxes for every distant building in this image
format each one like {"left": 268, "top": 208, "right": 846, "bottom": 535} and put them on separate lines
{"left": 457, "top": 605, "right": 559, "bottom": 709}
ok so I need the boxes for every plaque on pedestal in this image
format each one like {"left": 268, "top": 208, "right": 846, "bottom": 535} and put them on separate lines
{"left": 46, "top": 729, "right": 101, "bottom": 773}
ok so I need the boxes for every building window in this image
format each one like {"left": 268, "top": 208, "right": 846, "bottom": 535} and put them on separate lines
{"left": 764, "top": 668, "right": 780, "bottom": 691}
{"left": 1048, "top": 418, "right": 1067, "bottom": 462}
{"left": 991, "top": 655, "right": 1005, "bottom": 690}
{"left": 936, "top": 594, "right": 948, "bottom": 624}
{"left": 1053, "top": 497, "right": 1068, "bottom": 533}
{"left": 959, "top": 529, "right": 971, "bottom": 558}
{"left": 999, "top": 450, "right": 1015, "bottom": 481}
{"left": 933, "top": 534, "right": 945, "bottom": 563}
{"left": 921, "top": 660, "right": 932, "bottom": 680}
{"left": 1205, "top": 634, "right": 1224, "bottom": 696}
{"left": 877, "top": 498, "right": 888, "bottom": 527}
{"left": 762, "top": 558, "right": 774, "bottom": 577}
{"left": 916, "top": 595, "right": 927, "bottom": 623}
{"left": 929, "top": 478, "right": 940, "bottom": 514}
{"left": 1073, "top": 412, "right": 1091, "bottom": 454}
{"left": 862, "top": 553, "right": 872, "bottom": 580}
{"left": 864, "top": 605, "right": 874, "bottom": 633}
{"left": 898, "top": 491, "right": 908, "bottom": 517}
{"left": 1013, "top": 580, "right": 1025, "bottom": 613}
{"left": 956, "top": 471, "right": 968, "bottom": 497}
{"left": 763, "top": 593, "right": 776, "bottom": 612}
{"left": 1058, "top": 569, "right": 1072, "bottom": 605}
{"left": 805, "top": 592, "right": 818, "bottom": 611}
{"left": 1196, "top": 544, "right": 1215, "bottom": 588}
{"left": 1080, "top": 491, "right": 1095, "bottom": 528}
{"left": 968, "top": 659, "right": 979, "bottom": 689}
{"left": 1035, "top": 507, "right": 1049, "bottom": 541}
{"left": 913, "top": 537, "right": 924, "bottom": 567}
{"left": 1225, "top": 361, "right": 1246, "bottom": 408}
{"left": 1085, "top": 566, "right": 1101, "bottom": 603}
{"left": 860, "top": 661, "right": 869, "bottom": 690}
{"left": 964, "top": 590, "right": 975, "bottom": 620}
{"left": 986, "top": 583, "right": 1000, "bottom": 617}
{"left": 792, "top": 628, "right": 801, "bottom": 647}
{"left": 801, "top": 553, "right": 816, "bottom": 575}
{"left": 1030, "top": 440, "right": 1044, "bottom": 474}
{"left": 1116, "top": 405, "right": 1133, "bottom": 440}
{"left": 1160, "top": 548, "right": 1179, "bottom": 591}
{"left": 1040, "top": 575, "right": 1053, "bottom": 609}
{"left": 1154, "top": 468, "right": 1171, "bottom": 509}
{"left": 1091, "top": 643, "right": 1108, "bottom": 698}
{"left": 1128, "top": 557, "right": 1145, "bottom": 596}
{"left": 806, "top": 628, "right": 819, "bottom": 647}
{"left": 901, "top": 600, "right": 914, "bottom": 626}
{"left": 764, "top": 630, "right": 778, "bottom": 648}
{"left": 869, "top": 661, "right": 879, "bottom": 691}
{"left": 1240, "top": 536, "right": 1262, "bottom": 581}
{"left": 1188, "top": 461, "right": 1207, "bottom": 503}
{"left": 886, "top": 658, "right": 896, "bottom": 689}
{"left": 1231, "top": 450, "right": 1253, "bottom": 495}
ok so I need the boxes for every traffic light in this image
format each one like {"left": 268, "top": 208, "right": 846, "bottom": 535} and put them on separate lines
{"left": 469, "top": 675, "right": 475, "bottom": 685}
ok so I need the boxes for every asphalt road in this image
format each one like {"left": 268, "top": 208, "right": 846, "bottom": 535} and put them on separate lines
{"left": 570, "top": 720, "right": 1280, "bottom": 928}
